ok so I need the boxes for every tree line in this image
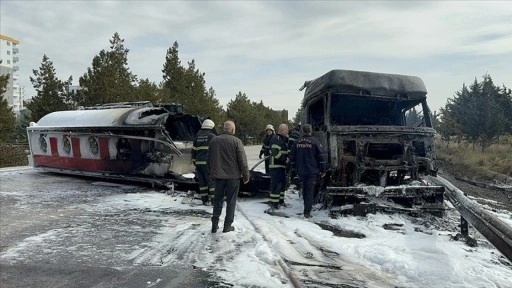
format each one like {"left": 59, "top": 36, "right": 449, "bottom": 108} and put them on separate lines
{"left": 435, "top": 74, "right": 512, "bottom": 151}
{"left": 1, "top": 33, "right": 511, "bottom": 149}
{"left": 0, "top": 32, "right": 289, "bottom": 145}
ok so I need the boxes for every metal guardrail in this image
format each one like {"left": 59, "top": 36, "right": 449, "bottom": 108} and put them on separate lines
{"left": 430, "top": 176, "right": 512, "bottom": 262}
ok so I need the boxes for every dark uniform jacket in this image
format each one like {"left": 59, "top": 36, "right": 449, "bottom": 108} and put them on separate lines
{"left": 192, "top": 129, "right": 216, "bottom": 165}
{"left": 288, "top": 127, "right": 301, "bottom": 147}
{"left": 269, "top": 134, "right": 289, "bottom": 169}
{"left": 259, "top": 133, "right": 274, "bottom": 158}
{"left": 289, "top": 135, "right": 326, "bottom": 175}
{"left": 207, "top": 132, "right": 250, "bottom": 182}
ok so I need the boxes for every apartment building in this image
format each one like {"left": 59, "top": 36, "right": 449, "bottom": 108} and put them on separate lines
{"left": 0, "top": 34, "right": 24, "bottom": 115}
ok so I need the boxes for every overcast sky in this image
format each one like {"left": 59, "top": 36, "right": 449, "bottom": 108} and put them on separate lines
{"left": 1, "top": 1, "right": 511, "bottom": 119}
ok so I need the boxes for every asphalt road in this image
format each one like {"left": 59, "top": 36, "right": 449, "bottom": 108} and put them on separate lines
{"left": 0, "top": 167, "right": 224, "bottom": 288}
{"left": 0, "top": 145, "right": 265, "bottom": 288}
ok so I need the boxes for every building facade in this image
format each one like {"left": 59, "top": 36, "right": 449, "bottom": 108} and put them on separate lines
{"left": 0, "top": 34, "right": 24, "bottom": 115}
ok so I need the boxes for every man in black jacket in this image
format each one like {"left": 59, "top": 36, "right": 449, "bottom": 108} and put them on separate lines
{"left": 289, "top": 124, "right": 326, "bottom": 218}
{"left": 192, "top": 119, "right": 217, "bottom": 205}
{"left": 259, "top": 124, "right": 274, "bottom": 174}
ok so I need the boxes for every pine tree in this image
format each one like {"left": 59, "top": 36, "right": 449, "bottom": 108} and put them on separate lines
{"left": 405, "top": 107, "right": 422, "bottom": 127}
{"left": 161, "top": 41, "right": 185, "bottom": 104}
{"left": 226, "top": 92, "right": 287, "bottom": 144}
{"left": 25, "top": 55, "right": 72, "bottom": 122}
{"left": 134, "top": 78, "right": 161, "bottom": 103}
{"left": 227, "top": 92, "right": 254, "bottom": 144}
{"left": 77, "top": 32, "right": 137, "bottom": 106}
{"left": 440, "top": 74, "right": 510, "bottom": 151}
{"left": 161, "top": 41, "right": 224, "bottom": 123}
{"left": 0, "top": 74, "right": 16, "bottom": 143}
{"left": 11, "top": 109, "right": 31, "bottom": 143}
{"left": 292, "top": 107, "right": 304, "bottom": 127}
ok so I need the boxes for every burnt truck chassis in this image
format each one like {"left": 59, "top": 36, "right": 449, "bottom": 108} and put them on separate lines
{"left": 301, "top": 70, "right": 445, "bottom": 216}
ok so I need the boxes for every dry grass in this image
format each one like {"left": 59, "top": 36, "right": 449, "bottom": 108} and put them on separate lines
{"left": 435, "top": 136, "right": 512, "bottom": 180}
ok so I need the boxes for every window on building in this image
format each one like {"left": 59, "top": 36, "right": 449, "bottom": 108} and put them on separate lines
{"left": 7, "top": 60, "right": 11, "bottom": 64}
{"left": 7, "top": 51, "right": 11, "bottom": 55}
{"left": 7, "top": 42, "right": 11, "bottom": 46}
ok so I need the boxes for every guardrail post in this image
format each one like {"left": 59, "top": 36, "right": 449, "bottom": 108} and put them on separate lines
{"left": 460, "top": 216, "right": 469, "bottom": 237}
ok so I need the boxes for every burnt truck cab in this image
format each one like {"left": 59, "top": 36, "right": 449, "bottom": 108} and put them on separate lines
{"left": 300, "top": 70, "right": 444, "bottom": 213}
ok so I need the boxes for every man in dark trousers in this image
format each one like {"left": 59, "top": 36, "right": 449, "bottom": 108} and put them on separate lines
{"left": 289, "top": 124, "right": 326, "bottom": 218}
{"left": 192, "top": 119, "right": 217, "bottom": 205}
{"left": 268, "top": 123, "right": 289, "bottom": 210}
{"left": 259, "top": 124, "right": 274, "bottom": 174}
{"left": 208, "top": 120, "right": 250, "bottom": 233}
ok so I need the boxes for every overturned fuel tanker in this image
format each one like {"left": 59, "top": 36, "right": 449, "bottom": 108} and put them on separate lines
{"left": 26, "top": 101, "right": 204, "bottom": 190}
{"left": 299, "top": 70, "right": 445, "bottom": 215}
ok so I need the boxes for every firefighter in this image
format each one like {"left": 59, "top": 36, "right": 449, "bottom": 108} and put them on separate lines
{"left": 192, "top": 119, "right": 217, "bottom": 205}
{"left": 259, "top": 124, "right": 275, "bottom": 174}
{"left": 288, "top": 124, "right": 301, "bottom": 146}
{"left": 268, "top": 123, "right": 289, "bottom": 210}
{"left": 287, "top": 124, "right": 301, "bottom": 189}
{"left": 289, "top": 124, "right": 326, "bottom": 218}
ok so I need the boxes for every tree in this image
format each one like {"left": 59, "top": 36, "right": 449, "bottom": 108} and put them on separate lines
{"left": 161, "top": 41, "right": 185, "bottom": 103}
{"left": 226, "top": 92, "right": 288, "bottom": 144}
{"left": 292, "top": 107, "right": 303, "bottom": 127}
{"left": 161, "top": 41, "right": 224, "bottom": 124}
{"left": 437, "top": 108, "right": 463, "bottom": 146}
{"left": 77, "top": 32, "right": 137, "bottom": 106}
{"left": 25, "top": 55, "right": 72, "bottom": 122}
{"left": 0, "top": 73, "right": 9, "bottom": 95}
{"left": 11, "top": 109, "right": 32, "bottom": 143}
{"left": 227, "top": 92, "right": 259, "bottom": 144}
{"left": 492, "top": 84, "right": 512, "bottom": 135}
{"left": 0, "top": 74, "right": 16, "bottom": 143}
{"left": 405, "top": 107, "right": 422, "bottom": 127}
{"left": 134, "top": 78, "right": 161, "bottom": 103}
{"left": 441, "top": 74, "right": 510, "bottom": 151}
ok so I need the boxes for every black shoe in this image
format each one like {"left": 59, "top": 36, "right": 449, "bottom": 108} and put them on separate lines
{"left": 222, "top": 226, "right": 235, "bottom": 233}
{"left": 211, "top": 220, "right": 219, "bottom": 233}
{"left": 304, "top": 213, "right": 312, "bottom": 219}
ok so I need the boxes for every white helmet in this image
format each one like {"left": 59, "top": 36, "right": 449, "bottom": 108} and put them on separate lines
{"left": 265, "top": 124, "right": 274, "bottom": 132}
{"left": 202, "top": 119, "right": 215, "bottom": 129}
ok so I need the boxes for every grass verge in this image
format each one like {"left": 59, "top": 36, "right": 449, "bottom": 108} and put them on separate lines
{"left": 435, "top": 136, "right": 512, "bottom": 182}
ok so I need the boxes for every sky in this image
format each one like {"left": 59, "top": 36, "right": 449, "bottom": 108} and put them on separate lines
{"left": 1, "top": 147, "right": 512, "bottom": 287}
{"left": 1, "top": 1, "right": 511, "bottom": 119}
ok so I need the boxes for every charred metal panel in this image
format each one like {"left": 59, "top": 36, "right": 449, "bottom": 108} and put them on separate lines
{"left": 27, "top": 102, "right": 204, "bottom": 188}
{"left": 301, "top": 70, "right": 427, "bottom": 105}
{"left": 301, "top": 70, "right": 444, "bottom": 213}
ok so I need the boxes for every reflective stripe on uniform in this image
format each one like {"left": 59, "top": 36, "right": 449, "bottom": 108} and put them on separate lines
{"left": 192, "top": 146, "right": 209, "bottom": 150}
{"left": 271, "top": 144, "right": 281, "bottom": 149}
{"left": 272, "top": 144, "right": 282, "bottom": 158}
{"left": 195, "top": 161, "right": 207, "bottom": 165}
{"left": 269, "top": 164, "right": 286, "bottom": 169}
{"left": 269, "top": 193, "right": 280, "bottom": 203}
